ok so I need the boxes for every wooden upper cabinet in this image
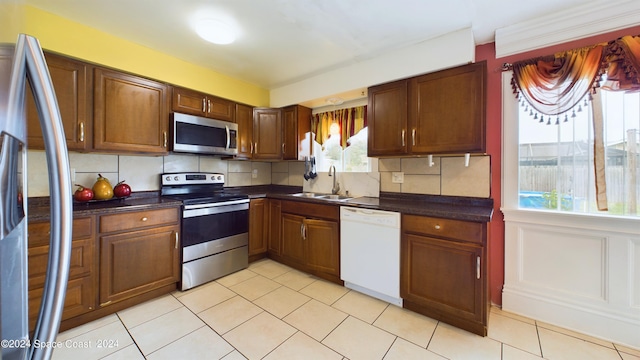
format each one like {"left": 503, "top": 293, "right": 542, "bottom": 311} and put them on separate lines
{"left": 367, "top": 79, "right": 409, "bottom": 156}
{"left": 235, "top": 103, "right": 254, "bottom": 159}
{"left": 282, "top": 105, "right": 311, "bottom": 160}
{"left": 253, "top": 107, "right": 282, "bottom": 160}
{"left": 409, "top": 61, "right": 486, "bottom": 154}
{"left": 367, "top": 61, "right": 486, "bottom": 157}
{"left": 172, "top": 86, "right": 235, "bottom": 122}
{"left": 26, "top": 52, "right": 91, "bottom": 151}
{"left": 93, "top": 67, "right": 169, "bottom": 154}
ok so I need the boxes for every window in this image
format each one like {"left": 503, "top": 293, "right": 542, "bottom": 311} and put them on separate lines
{"left": 311, "top": 104, "right": 371, "bottom": 173}
{"left": 312, "top": 127, "right": 370, "bottom": 172}
{"left": 517, "top": 89, "right": 640, "bottom": 217}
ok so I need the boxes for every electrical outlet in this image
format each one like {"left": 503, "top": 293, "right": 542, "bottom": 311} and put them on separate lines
{"left": 252, "top": 169, "right": 258, "bottom": 179}
{"left": 391, "top": 172, "right": 404, "bottom": 183}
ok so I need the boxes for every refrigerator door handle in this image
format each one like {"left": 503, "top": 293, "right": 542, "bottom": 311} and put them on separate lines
{"left": 12, "top": 34, "right": 73, "bottom": 360}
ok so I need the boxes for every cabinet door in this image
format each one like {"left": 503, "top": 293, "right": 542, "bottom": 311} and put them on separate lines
{"left": 249, "top": 198, "right": 268, "bottom": 256}
{"left": 305, "top": 219, "right": 339, "bottom": 276}
{"left": 29, "top": 276, "right": 95, "bottom": 330}
{"left": 281, "top": 213, "right": 305, "bottom": 264}
{"left": 282, "top": 105, "right": 311, "bottom": 160}
{"left": 206, "top": 95, "right": 235, "bottom": 122}
{"left": 401, "top": 233, "right": 483, "bottom": 322}
{"left": 172, "top": 86, "right": 207, "bottom": 116}
{"left": 99, "top": 225, "right": 179, "bottom": 306}
{"left": 93, "top": 68, "right": 169, "bottom": 154}
{"left": 268, "top": 199, "right": 282, "bottom": 255}
{"left": 367, "top": 79, "right": 408, "bottom": 156}
{"left": 253, "top": 108, "right": 282, "bottom": 160}
{"left": 236, "top": 103, "right": 254, "bottom": 159}
{"left": 26, "top": 53, "right": 91, "bottom": 151}
{"left": 409, "top": 62, "right": 486, "bottom": 154}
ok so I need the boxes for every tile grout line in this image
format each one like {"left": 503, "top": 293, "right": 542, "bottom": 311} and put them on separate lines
{"left": 113, "top": 312, "right": 146, "bottom": 359}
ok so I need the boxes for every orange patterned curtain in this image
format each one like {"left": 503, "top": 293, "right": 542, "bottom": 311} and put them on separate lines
{"left": 511, "top": 44, "right": 607, "bottom": 123}
{"left": 510, "top": 34, "right": 640, "bottom": 211}
{"left": 311, "top": 106, "right": 367, "bottom": 148}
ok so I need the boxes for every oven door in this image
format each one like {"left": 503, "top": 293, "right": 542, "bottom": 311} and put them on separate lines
{"left": 181, "top": 199, "right": 249, "bottom": 261}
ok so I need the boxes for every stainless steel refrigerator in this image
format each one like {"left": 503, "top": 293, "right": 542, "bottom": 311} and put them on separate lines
{"left": 0, "top": 34, "right": 73, "bottom": 360}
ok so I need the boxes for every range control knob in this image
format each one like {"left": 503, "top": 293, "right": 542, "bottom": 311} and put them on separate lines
{"left": 174, "top": 176, "right": 179, "bottom": 181}
{"left": 217, "top": 175, "right": 222, "bottom": 180}
{"left": 211, "top": 176, "right": 215, "bottom": 181}
{"left": 165, "top": 176, "right": 171, "bottom": 181}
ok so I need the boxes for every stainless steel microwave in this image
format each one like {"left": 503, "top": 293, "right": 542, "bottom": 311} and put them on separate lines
{"left": 171, "top": 112, "right": 238, "bottom": 156}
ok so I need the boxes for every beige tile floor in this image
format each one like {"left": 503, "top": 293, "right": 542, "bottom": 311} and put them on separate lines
{"left": 52, "top": 259, "right": 640, "bottom": 360}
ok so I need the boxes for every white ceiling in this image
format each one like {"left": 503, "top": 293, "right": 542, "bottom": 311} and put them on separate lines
{"left": 26, "top": 0, "right": 603, "bottom": 93}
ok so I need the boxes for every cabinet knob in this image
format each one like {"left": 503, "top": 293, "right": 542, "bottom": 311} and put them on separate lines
{"left": 79, "top": 122, "right": 85, "bottom": 142}
{"left": 434, "top": 224, "right": 441, "bottom": 230}
{"left": 141, "top": 217, "right": 148, "bottom": 222}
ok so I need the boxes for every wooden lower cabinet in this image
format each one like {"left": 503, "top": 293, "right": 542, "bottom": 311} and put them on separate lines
{"left": 249, "top": 198, "right": 268, "bottom": 261}
{"left": 277, "top": 201, "right": 340, "bottom": 283}
{"left": 27, "top": 216, "right": 97, "bottom": 331}
{"left": 267, "top": 199, "right": 282, "bottom": 255}
{"left": 99, "top": 224, "right": 180, "bottom": 306}
{"left": 401, "top": 214, "right": 488, "bottom": 336}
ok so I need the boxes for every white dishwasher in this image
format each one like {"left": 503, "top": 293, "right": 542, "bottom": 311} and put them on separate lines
{"left": 340, "top": 206, "right": 402, "bottom": 306}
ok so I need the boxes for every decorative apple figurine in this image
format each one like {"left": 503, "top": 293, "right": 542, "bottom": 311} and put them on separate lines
{"left": 74, "top": 184, "right": 94, "bottom": 202}
{"left": 113, "top": 180, "right": 132, "bottom": 198}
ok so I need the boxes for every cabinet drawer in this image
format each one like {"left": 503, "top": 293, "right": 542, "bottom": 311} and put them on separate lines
{"left": 281, "top": 200, "right": 339, "bottom": 221}
{"left": 402, "top": 214, "right": 484, "bottom": 244}
{"left": 99, "top": 207, "right": 179, "bottom": 233}
{"left": 28, "top": 237, "right": 94, "bottom": 289}
{"left": 28, "top": 216, "right": 94, "bottom": 247}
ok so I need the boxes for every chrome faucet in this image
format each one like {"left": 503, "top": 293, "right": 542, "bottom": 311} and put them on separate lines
{"left": 329, "top": 165, "right": 340, "bottom": 195}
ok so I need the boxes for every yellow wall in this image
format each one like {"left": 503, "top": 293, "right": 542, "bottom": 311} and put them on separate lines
{"left": 21, "top": 5, "right": 269, "bottom": 106}
{"left": 0, "top": 2, "right": 23, "bottom": 43}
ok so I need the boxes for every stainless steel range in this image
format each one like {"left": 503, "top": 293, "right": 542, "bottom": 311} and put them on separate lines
{"left": 161, "top": 172, "right": 249, "bottom": 290}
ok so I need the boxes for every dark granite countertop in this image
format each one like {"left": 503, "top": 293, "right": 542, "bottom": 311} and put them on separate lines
{"left": 267, "top": 191, "right": 494, "bottom": 223}
{"left": 28, "top": 186, "right": 493, "bottom": 223}
{"left": 28, "top": 191, "right": 182, "bottom": 222}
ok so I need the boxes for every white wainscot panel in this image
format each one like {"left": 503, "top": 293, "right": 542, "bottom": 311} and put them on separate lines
{"left": 634, "top": 238, "right": 640, "bottom": 309}
{"left": 519, "top": 226, "right": 607, "bottom": 302}
{"left": 502, "top": 210, "right": 640, "bottom": 349}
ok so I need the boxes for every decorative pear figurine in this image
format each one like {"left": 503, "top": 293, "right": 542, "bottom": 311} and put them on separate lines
{"left": 92, "top": 173, "right": 114, "bottom": 200}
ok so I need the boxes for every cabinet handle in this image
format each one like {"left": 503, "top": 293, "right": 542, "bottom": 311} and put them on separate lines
{"left": 207, "top": 99, "right": 211, "bottom": 113}
{"left": 282, "top": 143, "right": 285, "bottom": 154}
{"left": 79, "top": 122, "right": 84, "bottom": 142}
{"left": 174, "top": 232, "right": 179, "bottom": 249}
{"left": 250, "top": 142, "right": 254, "bottom": 154}
{"left": 300, "top": 223, "right": 304, "bottom": 239}
{"left": 254, "top": 142, "right": 258, "bottom": 154}
{"left": 141, "top": 217, "right": 148, "bottom": 222}
{"left": 401, "top": 129, "right": 405, "bottom": 146}
{"left": 412, "top": 129, "right": 416, "bottom": 146}
{"left": 434, "top": 224, "right": 441, "bottom": 230}
{"left": 303, "top": 223, "right": 307, "bottom": 240}
{"left": 476, "top": 256, "right": 481, "bottom": 279}
{"left": 202, "top": 98, "right": 206, "bottom": 113}
{"left": 163, "top": 131, "right": 168, "bottom": 148}
{"left": 100, "top": 300, "right": 112, "bottom": 307}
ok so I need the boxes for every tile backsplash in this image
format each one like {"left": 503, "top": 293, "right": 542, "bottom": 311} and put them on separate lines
{"left": 26, "top": 151, "right": 491, "bottom": 199}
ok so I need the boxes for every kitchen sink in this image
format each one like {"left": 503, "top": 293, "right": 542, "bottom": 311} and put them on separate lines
{"left": 290, "top": 193, "right": 352, "bottom": 201}
{"left": 291, "top": 192, "right": 321, "bottom": 198}
{"left": 316, "top": 194, "right": 352, "bottom": 201}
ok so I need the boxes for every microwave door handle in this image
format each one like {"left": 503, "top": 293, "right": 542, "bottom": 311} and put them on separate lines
{"left": 20, "top": 34, "right": 74, "bottom": 360}
{"left": 225, "top": 125, "right": 230, "bottom": 151}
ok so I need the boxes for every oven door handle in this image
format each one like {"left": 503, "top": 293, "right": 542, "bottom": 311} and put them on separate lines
{"left": 183, "top": 199, "right": 249, "bottom": 210}
{"left": 183, "top": 200, "right": 249, "bottom": 218}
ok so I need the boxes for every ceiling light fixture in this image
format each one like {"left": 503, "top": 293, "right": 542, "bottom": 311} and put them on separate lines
{"left": 193, "top": 18, "right": 237, "bottom": 45}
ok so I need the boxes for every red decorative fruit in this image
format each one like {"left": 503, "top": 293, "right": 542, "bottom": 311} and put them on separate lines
{"left": 113, "top": 180, "right": 132, "bottom": 198}
{"left": 74, "top": 184, "right": 94, "bottom": 202}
